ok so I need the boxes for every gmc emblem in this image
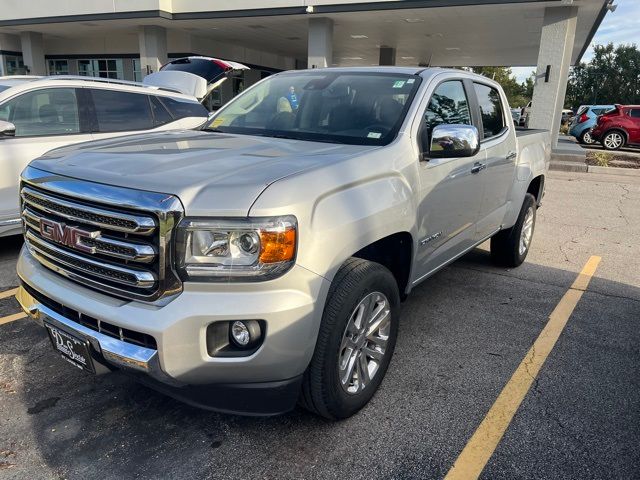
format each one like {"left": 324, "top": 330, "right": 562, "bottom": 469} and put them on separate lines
{"left": 39, "top": 219, "right": 99, "bottom": 254}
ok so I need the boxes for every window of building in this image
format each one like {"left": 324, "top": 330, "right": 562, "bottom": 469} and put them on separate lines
{"left": 5, "top": 55, "right": 25, "bottom": 75}
{"left": 78, "top": 59, "right": 124, "bottom": 79}
{"left": 133, "top": 59, "right": 142, "bottom": 82}
{"left": 473, "top": 83, "right": 506, "bottom": 138}
{"left": 0, "top": 88, "right": 80, "bottom": 136}
{"left": 48, "top": 60, "right": 69, "bottom": 75}
{"left": 89, "top": 89, "right": 153, "bottom": 132}
{"left": 423, "top": 80, "right": 472, "bottom": 132}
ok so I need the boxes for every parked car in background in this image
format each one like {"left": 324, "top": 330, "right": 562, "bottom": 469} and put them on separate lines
{"left": 561, "top": 109, "right": 574, "bottom": 124}
{"left": 569, "top": 104, "right": 614, "bottom": 145}
{"left": 519, "top": 100, "right": 532, "bottom": 126}
{"left": 0, "top": 75, "right": 209, "bottom": 237}
{"left": 590, "top": 104, "right": 640, "bottom": 150}
{"left": 510, "top": 107, "right": 521, "bottom": 124}
{"left": 153, "top": 56, "right": 250, "bottom": 111}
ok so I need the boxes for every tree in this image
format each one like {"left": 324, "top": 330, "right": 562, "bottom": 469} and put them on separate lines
{"left": 467, "top": 67, "right": 533, "bottom": 108}
{"left": 565, "top": 43, "right": 640, "bottom": 108}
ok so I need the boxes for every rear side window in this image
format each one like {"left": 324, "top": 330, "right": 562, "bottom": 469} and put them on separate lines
{"left": 0, "top": 87, "right": 80, "bottom": 137}
{"left": 90, "top": 89, "right": 153, "bottom": 132}
{"left": 591, "top": 108, "right": 607, "bottom": 115}
{"left": 473, "top": 83, "right": 506, "bottom": 138}
{"left": 150, "top": 96, "right": 174, "bottom": 126}
{"left": 629, "top": 109, "right": 640, "bottom": 118}
{"left": 159, "top": 96, "right": 208, "bottom": 119}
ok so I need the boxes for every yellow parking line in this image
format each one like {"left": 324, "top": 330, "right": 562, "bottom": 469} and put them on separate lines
{"left": 0, "top": 288, "right": 18, "bottom": 300}
{"left": 0, "top": 312, "right": 27, "bottom": 325}
{"left": 445, "top": 255, "right": 601, "bottom": 480}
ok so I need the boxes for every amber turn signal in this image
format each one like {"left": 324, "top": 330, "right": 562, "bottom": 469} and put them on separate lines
{"left": 259, "top": 227, "right": 296, "bottom": 263}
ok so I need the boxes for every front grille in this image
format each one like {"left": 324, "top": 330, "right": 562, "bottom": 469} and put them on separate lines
{"left": 22, "top": 282, "right": 157, "bottom": 349}
{"left": 21, "top": 166, "right": 183, "bottom": 302}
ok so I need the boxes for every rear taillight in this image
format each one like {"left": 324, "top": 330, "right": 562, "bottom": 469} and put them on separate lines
{"left": 578, "top": 113, "right": 589, "bottom": 123}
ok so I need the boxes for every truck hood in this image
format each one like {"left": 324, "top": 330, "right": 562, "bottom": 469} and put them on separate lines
{"left": 32, "top": 131, "right": 374, "bottom": 216}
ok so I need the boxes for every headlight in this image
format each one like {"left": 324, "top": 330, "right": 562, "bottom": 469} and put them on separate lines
{"left": 175, "top": 216, "right": 297, "bottom": 281}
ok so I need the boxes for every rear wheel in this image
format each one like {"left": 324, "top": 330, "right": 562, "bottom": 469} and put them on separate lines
{"left": 300, "top": 258, "right": 399, "bottom": 420}
{"left": 579, "top": 130, "right": 595, "bottom": 145}
{"left": 490, "top": 193, "right": 537, "bottom": 268}
{"left": 602, "top": 130, "right": 625, "bottom": 150}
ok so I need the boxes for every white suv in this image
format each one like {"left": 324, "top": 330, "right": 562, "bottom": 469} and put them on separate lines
{"left": 0, "top": 75, "right": 210, "bottom": 237}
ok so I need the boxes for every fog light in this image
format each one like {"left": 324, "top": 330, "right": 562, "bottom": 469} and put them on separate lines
{"left": 231, "top": 321, "right": 251, "bottom": 346}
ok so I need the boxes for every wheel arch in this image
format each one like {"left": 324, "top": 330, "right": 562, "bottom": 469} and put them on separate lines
{"left": 351, "top": 231, "right": 414, "bottom": 299}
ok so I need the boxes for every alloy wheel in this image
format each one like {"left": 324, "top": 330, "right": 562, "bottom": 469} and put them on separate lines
{"left": 604, "top": 132, "right": 623, "bottom": 149}
{"left": 338, "top": 291, "right": 391, "bottom": 395}
{"left": 519, "top": 206, "right": 534, "bottom": 256}
{"left": 582, "top": 131, "right": 594, "bottom": 144}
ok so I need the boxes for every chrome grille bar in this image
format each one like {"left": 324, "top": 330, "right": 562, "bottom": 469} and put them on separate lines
{"left": 26, "top": 231, "right": 157, "bottom": 288}
{"left": 21, "top": 166, "right": 183, "bottom": 303}
{"left": 22, "top": 207, "right": 157, "bottom": 264}
{"left": 21, "top": 186, "right": 156, "bottom": 235}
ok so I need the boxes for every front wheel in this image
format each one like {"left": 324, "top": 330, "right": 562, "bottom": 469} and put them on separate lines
{"left": 579, "top": 130, "right": 595, "bottom": 145}
{"left": 602, "top": 130, "right": 625, "bottom": 150}
{"left": 300, "top": 258, "right": 399, "bottom": 419}
{"left": 490, "top": 193, "right": 537, "bottom": 268}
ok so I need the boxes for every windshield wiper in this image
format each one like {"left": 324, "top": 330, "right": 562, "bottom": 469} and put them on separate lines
{"left": 202, "top": 126, "right": 224, "bottom": 133}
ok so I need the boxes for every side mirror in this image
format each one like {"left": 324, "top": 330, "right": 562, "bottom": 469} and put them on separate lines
{"left": 424, "top": 124, "right": 480, "bottom": 160}
{"left": 0, "top": 120, "right": 16, "bottom": 138}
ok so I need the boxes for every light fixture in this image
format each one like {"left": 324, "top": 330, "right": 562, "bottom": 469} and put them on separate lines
{"left": 341, "top": 56, "right": 364, "bottom": 60}
{"left": 405, "top": 18, "right": 424, "bottom": 23}
{"left": 606, "top": 1, "right": 617, "bottom": 12}
{"left": 401, "top": 56, "right": 415, "bottom": 60}
{"left": 446, "top": 47, "right": 461, "bottom": 51}
{"left": 306, "top": 5, "right": 314, "bottom": 13}
{"left": 350, "top": 34, "right": 368, "bottom": 39}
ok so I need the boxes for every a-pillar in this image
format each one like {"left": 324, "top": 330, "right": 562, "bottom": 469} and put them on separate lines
{"left": 528, "top": 6, "right": 578, "bottom": 148}
{"left": 308, "top": 17, "right": 333, "bottom": 68}
{"left": 20, "top": 31, "right": 46, "bottom": 75}
{"left": 138, "top": 26, "right": 167, "bottom": 77}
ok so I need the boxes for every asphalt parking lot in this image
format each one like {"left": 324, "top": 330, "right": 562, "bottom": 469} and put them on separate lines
{"left": 1, "top": 170, "right": 639, "bottom": 480}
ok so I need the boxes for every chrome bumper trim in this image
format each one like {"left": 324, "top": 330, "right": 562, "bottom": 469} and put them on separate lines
{"left": 0, "top": 217, "right": 21, "bottom": 227}
{"left": 16, "top": 284, "right": 169, "bottom": 379}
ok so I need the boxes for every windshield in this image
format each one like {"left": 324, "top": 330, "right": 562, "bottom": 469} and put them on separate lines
{"left": 205, "top": 71, "right": 421, "bottom": 145}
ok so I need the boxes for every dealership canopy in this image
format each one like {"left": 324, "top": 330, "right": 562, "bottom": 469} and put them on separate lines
{"left": 0, "top": 0, "right": 614, "bottom": 145}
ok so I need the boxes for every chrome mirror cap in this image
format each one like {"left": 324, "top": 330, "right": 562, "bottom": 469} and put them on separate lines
{"left": 0, "top": 120, "right": 15, "bottom": 137}
{"left": 429, "top": 124, "right": 480, "bottom": 159}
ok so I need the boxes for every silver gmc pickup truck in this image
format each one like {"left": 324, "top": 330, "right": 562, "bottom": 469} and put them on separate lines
{"left": 16, "top": 67, "right": 549, "bottom": 419}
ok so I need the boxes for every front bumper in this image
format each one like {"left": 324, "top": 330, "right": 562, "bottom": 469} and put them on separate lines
{"left": 17, "top": 246, "right": 330, "bottom": 414}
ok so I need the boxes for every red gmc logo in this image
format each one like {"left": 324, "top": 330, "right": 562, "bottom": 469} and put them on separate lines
{"left": 39, "top": 219, "right": 99, "bottom": 254}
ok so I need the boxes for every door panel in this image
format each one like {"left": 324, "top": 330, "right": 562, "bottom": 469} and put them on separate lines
{"left": 413, "top": 150, "right": 486, "bottom": 282}
{"left": 0, "top": 87, "right": 91, "bottom": 225}
{"left": 472, "top": 82, "right": 515, "bottom": 239}
{"left": 411, "top": 78, "right": 485, "bottom": 283}
{"left": 0, "top": 134, "right": 93, "bottom": 221}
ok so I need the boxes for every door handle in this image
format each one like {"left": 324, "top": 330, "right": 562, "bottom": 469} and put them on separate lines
{"left": 506, "top": 151, "right": 517, "bottom": 161}
{"left": 471, "top": 162, "right": 486, "bottom": 174}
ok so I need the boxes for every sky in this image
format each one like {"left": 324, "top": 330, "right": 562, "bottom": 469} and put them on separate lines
{"left": 511, "top": 0, "right": 640, "bottom": 84}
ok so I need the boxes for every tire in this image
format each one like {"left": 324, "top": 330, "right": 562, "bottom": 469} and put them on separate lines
{"left": 300, "top": 258, "right": 400, "bottom": 420}
{"left": 490, "top": 193, "right": 537, "bottom": 268}
{"left": 601, "top": 130, "right": 625, "bottom": 150}
{"left": 579, "top": 129, "right": 595, "bottom": 145}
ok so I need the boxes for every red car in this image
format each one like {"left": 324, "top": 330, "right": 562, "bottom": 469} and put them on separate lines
{"left": 590, "top": 104, "right": 640, "bottom": 150}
